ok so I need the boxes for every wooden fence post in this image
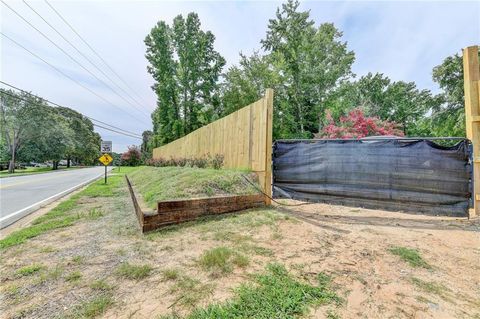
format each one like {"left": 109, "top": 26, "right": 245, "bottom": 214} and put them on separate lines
{"left": 264, "top": 88, "right": 274, "bottom": 205}
{"left": 463, "top": 45, "right": 480, "bottom": 218}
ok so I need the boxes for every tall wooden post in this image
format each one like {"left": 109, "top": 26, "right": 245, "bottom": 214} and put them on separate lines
{"left": 264, "top": 88, "right": 274, "bottom": 205}
{"left": 463, "top": 45, "right": 480, "bottom": 218}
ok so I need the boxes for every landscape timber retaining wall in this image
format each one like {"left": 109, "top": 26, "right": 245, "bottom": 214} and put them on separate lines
{"left": 152, "top": 89, "right": 273, "bottom": 205}
{"left": 143, "top": 194, "right": 266, "bottom": 232}
{"left": 125, "top": 176, "right": 144, "bottom": 226}
{"left": 125, "top": 175, "right": 265, "bottom": 232}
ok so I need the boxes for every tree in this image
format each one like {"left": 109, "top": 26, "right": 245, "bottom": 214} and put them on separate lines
{"left": 57, "top": 107, "right": 100, "bottom": 167}
{"left": 121, "top": 145, "right": 141, "bottom": 166}
{"left": 145, "top": 13, "right": 225, "bottom": 145}
{"left": 261, "top": 1, "right": 355, "bottom": 138}
{"left": 0, "top": 89, "right": 42, "bottom": 173}
{"left": 316, "top": 108, "right": 404, "bottom": 139}
{"left": 0, "top": 89, "right": 101, "bottom": 172}
{"left": 141, "top": 130, "right": 153, "bottom": 153}
{"left": 141, "top": 130, "right": 154, "bottom": 162}
{"left": 221, "top": 0, "right": 354, "bottom": 139}
{"left": 221, "top": 52, "right": 274, "bottom": 117}
{"left": 17, "top": 105, "right": 74, "bottom": 170}
{"left": 324, "top": 73, "right": 442, "bottom": 136}
{"left": 430, "top": 51, "right": 480, "bottom": 137}
{"left": 145, "top": 21, "right": 182, "bottom": 146}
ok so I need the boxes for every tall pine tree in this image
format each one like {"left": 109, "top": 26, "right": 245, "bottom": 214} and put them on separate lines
{"left": 145, "top": 13, "right": 225, "bottom": 146}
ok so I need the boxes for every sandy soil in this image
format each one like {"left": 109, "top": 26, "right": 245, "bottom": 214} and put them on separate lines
{"left": 1, "top": 181, "right": 479, "bottom": 319}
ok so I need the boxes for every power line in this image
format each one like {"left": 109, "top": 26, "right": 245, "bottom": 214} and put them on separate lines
{"left": 44, "top": 0, "right": 151, "bottom": 107}
{"left": 0, "top": 88, "right": 143, "bottom": 140}
{"left": 0, "top": 31, "right": 149, "bottom": 127}
{"left": 91, "top": 124, "right": 142, "bottom": 140}
{"left": 22, "top": 0, "right": 151, "bottom": 115}
{"left": 1, "top": 0, "right": 150, "bottom": 121}
{"left": 0, "top": 80, "right": 142, "bottom": 138}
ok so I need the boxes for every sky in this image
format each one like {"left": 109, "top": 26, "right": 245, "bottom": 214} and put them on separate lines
{"left": 1, "top": 0, "right": 479, "bottom": 152}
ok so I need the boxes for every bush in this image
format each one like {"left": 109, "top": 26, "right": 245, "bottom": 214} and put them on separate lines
{"left": 316, "top": 108, "right": 404, "bottom": 139}
{"left": 121, "top": 146, "right": 142, "bottom": 166}
{"left": 210, "top": 154, "right": 224, "bottom": 170}
{"left": 145, "top": 154, "right": 224, "bottom": 169}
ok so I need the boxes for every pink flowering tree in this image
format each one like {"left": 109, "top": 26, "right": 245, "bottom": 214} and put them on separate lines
{"left": 121, "top": 145, "right": 142, "bottom": 166}
{"left": 316, "top": 108, "right": 404, "bottom": 139}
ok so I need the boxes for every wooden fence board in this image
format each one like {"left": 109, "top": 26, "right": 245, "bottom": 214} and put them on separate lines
{"left": 463, "top": 46, "right": 480, "bottom": 218}
{"left": 152, "top": 90, "right": 274, "bottom": 202}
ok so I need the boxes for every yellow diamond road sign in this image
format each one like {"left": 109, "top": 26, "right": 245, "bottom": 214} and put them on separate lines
{"left": 99, "top": 153, "right": 113, "bottom": 166}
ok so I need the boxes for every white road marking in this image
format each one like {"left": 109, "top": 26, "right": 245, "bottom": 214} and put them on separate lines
{"left": 0, "top": 169, "right": 111, "bottom": 229}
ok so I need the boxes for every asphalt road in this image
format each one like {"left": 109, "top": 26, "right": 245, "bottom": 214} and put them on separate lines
{"left": 0, "top": 166, "right": 108, "bottom": 228}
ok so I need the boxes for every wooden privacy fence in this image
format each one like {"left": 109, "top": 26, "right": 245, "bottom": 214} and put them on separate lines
{"left": 153, "top": 89, "right": 274, "bottom": 204}
{"left": 464, "top": 45, "right": 480, "bottom": 218}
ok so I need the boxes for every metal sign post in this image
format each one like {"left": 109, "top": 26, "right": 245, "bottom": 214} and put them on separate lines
{"left": 98, "top": 153, "right": 113, "bottom": 183}
{"left": 99, "top": 141, "right": 113, "bottom": 184}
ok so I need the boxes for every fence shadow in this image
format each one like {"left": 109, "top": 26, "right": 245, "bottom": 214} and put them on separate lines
{"left": 274, "top": 205, "right": 479, "bottom": 233}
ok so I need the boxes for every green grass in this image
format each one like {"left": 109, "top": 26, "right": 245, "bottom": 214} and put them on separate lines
{"left": 126, "top": 166, "right": 259, "bottom": 209}
{"left": 198, "top": 246, "right": 250, "bottom": 276}
{"left": 71, "top": 255, "right": 85, "bottom": 265}
{"left": 169, "top": 276, "right": 216, "bottom": 308}
{"left": 411, "top": 277, "right": 451, "bottom": 300}
{"left": 80, "top": 176, "right": 124, "bottom": 197}
{"left": 16, "top": 264, "right": 43, "bottom": 276}
{"left": 185, "top": 263, "right": 340, "bottom": 319}
{"left": 388, "top": 246, "right": 431, "bottom": 268}
{"left": 0, "top": 173, "right": 127, "bottom": 250}
{"left": 69, "top": 294, "right": 113, "bottom": 318}
{"left": 65, "top": 271, "right": 82, "bottom": 282}
{"left": 115, "top": 263, "right": 153, "bottom": 280}
{"left": 37, "top": 264, "right": 64, "bottom": 284}
{"left": 39, "top": 246, "right": 57, "bottom": 253}
{"left": 162, "top": 268, "right": 181, "bottom": 281}
{"left": 231, "top": 254, "right": 250, "bottom": 268}
{"left": 199, "top": 247, "right": 234, "bottom": 274}
{"left": 90, "top": 279, "right": 114, "bottom": 291}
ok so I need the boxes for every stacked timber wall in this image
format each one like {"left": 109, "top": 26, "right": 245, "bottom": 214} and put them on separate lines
{"left": 153, "top": 89, "right": 274, "bottom": 204}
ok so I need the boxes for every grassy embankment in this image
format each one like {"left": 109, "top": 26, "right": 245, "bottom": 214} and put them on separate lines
{"left": 126, "top": 166, "right": 260, "bottom": 208}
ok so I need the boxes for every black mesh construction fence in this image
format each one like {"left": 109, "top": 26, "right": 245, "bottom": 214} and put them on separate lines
{"left": 272, "top": 138, "right": 471, "bottom": 216}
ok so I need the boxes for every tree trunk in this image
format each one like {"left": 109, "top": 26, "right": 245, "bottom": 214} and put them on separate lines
{"left": 8, "top": 131, "right": 16, "bottom": 174}
{"left": 67, "top": 157, "right": 71, "bottom": 168}
{"left": 53, "top": 160, "right": 59, "bottom": 170}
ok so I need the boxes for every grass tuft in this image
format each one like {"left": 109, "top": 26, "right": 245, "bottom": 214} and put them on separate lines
{"left": 16, "top": 264, "right": 43, "bottom": 276}
{"left": 389, "top": 246, "right": 431, "bottom": 268}
{"left": 115, "top": 263, "right": 153, "bottom": 280}
{"left": 162, "top": 268, "right": 181, "bottom": 281}
{"left": 169, "top": 276, "right": 215, "bottom": 308}
{"left": 199, "top": 247, "right": 233, "bottom": 274}
{"left": 232, "top": 254, "right": 249, "bottom": 268}
{"left": 37, "top": 264, "right": 63, "bottom": 284}
{"left": 90, "top": 279, "right": 114, "bottom": 291}
{"left": 199, "top": 246, "right": 251, "bottom": 276}
{"left": 187, "top": 263, "right": 341, "bottom": 318}
{"left": 70, "top": 294, "right": 113, "bottom": 318}
{"left": 66, "top": 271, "right": 82, "bottom": 282}
{"left": 411, "top": 277, "right": 451, "bottom": 300}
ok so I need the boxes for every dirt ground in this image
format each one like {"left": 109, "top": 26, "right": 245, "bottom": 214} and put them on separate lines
{"left": 1, "top": 176, "right": 479, "bottom": 319}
